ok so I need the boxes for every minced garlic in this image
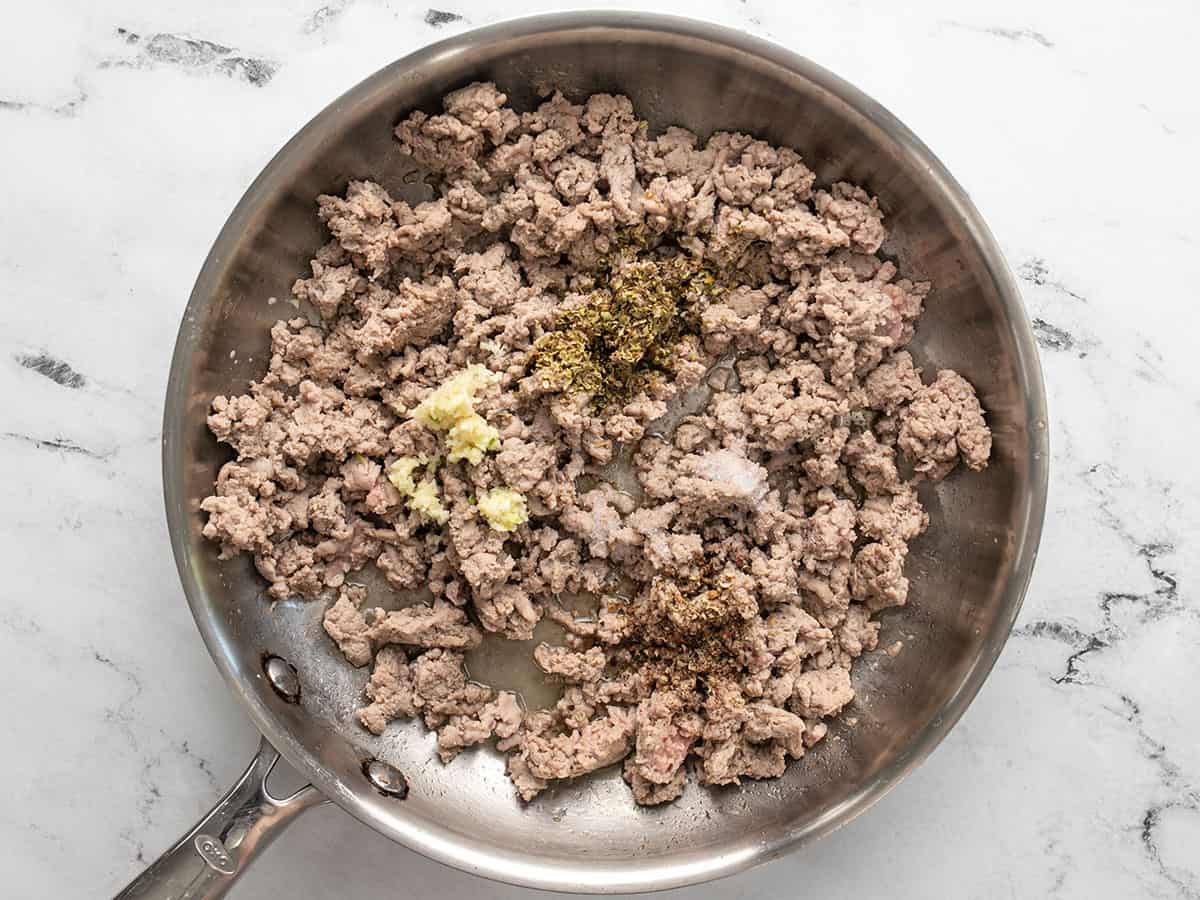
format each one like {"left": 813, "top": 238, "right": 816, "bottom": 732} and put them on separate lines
{"left": 412, "top": 365, "right": 498, "bottom": 430}
{"left": 402, "top": 367, "right": 523, "bottom": 527}
{"left": 409, "top": 479, "right": 450, "bottom": 524}
{"left": 476, "top": 487, "right": 528, "bottom": 533}
{"left": 446, "top": 413, "right": 501, "bottom": 465}
{"left": 386, "top": 456, "right": 425, "bottom": 495}
{"left": 412, "top": 365, "right": 503, "bottom": 466}
{"left": 386, "top": 456, "right": 448, "bottom": 524}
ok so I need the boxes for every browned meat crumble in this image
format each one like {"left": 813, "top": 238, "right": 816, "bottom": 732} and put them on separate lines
{"left": 199, "top": 82, "right": 992, "bottom": 805}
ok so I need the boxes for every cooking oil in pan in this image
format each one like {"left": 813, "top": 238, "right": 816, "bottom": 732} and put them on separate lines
{"left": 464, "top": 618, "right": 566, "bottom": 711}
{"left": 346, "top": 562, "right": 433, "bottom": 611}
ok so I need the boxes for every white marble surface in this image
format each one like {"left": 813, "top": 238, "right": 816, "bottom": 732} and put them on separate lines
{"left": 2, "top": 0, "right": 1197, "bottom": 897}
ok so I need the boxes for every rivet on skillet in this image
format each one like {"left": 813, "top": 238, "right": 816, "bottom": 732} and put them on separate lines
{"left": 363, "top": 759, "right": 409, "bottom": 798}
{"left": 263, "top": 655, "right": 301, "bottom": 702}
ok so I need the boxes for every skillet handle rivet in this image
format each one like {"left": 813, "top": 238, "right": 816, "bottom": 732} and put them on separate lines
{"left": 364, "top": 759, "right": 409, "bottom": 798}
{"left": 263, "top": 655, "right": 301, "bottom": 702}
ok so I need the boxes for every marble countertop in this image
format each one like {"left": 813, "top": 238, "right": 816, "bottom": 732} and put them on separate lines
{"left": 2, "top": 1, "right": 1197, "bottom": 897}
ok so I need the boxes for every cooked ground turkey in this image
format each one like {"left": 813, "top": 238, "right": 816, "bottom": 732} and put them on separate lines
{"left": 200, "top": 82, "right": 992, "bottom": 806}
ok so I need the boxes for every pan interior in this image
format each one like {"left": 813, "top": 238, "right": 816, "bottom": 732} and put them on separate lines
{"left": 163, "top": 14, "right": 1046, "bottom": 893}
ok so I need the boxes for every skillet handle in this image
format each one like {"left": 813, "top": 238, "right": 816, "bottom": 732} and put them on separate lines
{"left": 113, "top": 737, "right": 325, "bottom": 899}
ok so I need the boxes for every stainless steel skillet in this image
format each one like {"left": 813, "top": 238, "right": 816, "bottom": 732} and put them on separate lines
{"left": 120, "top": 12, "right": 1048, "bottom": 898}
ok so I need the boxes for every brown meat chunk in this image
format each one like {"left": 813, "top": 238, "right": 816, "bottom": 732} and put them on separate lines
{"left": 347, "top": 278, "right": 457, "bottom": 355}
{"left": 852, "top": 541, "right": 911, "bottom": 611}
{"left": 474, "top": 582, "right": 541, "bottom": 640}
{"left": 743, "top": 703, "right": 807, "bottom": 757}
{"left": 864, "top": 350, "right": 924, "bottom": 413}
{"left": 791, "top": 665, "right": 854, "bottom": 718}
{"left": 627, "top": 692, "right": 702, "bottom": 785}
{"left": 369, "top": 602, "right": 483, "bottom": 650}
{"left": 533, "top": 644, "right": 607, "bottom": 683}
{"left": 837, "top": 604, "right": 880, "bottom": 657}
{"left": 858, "top": 485, "right": 928, "bottom": 542}
{"left": 359, "top": 646, "right": 417, "bottom": 734}
{"left": 437, "top": 691, "right": 523, "bottom": 762}
{"left": 323, "top": 585, "right": 373, "bottom": 666}
{"left": 741, "top": 361, "right": 847, "bottom": 452}
{"left": 199, "top": 462, "right": 285, "bottom": 555}
{"left": 394, "top": 81, "right": 516, "bottom": 181}
{"left": 410, "top": 649, "right": 493, "bottom": 727}
{"left": 624, "top": 758, "right": 687, "bottom": 806}
{"left": 317, "top": 180, "right": 396, "bottom": 278}
{"left": 899, "top": 370, "right": 992, "bottom": 479}
{"left": 559, "top": 485, "right": 633, "bottom": 559}
{"left": 507, "top": 754, "right": 549, "bottom": 802}
{"left": 814, "top": 182, "right": 886, "bottom": 253}
{"left": 292, "top": 262, "right": 364, "bottom": 321}
{"left": 843, "top": 430, "right": 901, "bottom": 495}
{"left": 522, "top": 706, "right": 637, "bottom": 780}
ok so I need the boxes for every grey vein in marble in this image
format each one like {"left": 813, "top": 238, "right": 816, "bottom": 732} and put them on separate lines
{"left": 1018, "top": 257, "right": 1088, "bottom": 302}
{"left": 1123, "top": 695, "right": 1200, "bottom": 900}
{"left": 303, "top": 0, "right": 353, "bottom": 34}
{"left": 943, "top": 20, "right": 1055, "bottom": 48}
{"left": 1018, "top": 464, "right": 1191, "bottom": 683}
{"left": 90, "top": 649, "right": 161, "bottom": 865}
{"left": 1014, "top": 619, "right": 1115, "bottom": 685}
{"left": 16, "top": 351, "right": 87, "bottom": 389}
{"left": 1133, "top": 339, "right": 1172, "bottom": 385}
{"left": 0, "top": 611, "right": 42, "bottom": 638}
{"left": 1031, "top": 317, "right": 1091, "bottom": 357}
{"left": 93, "top": 649, "right": 145, "bottom": 752}
{"left": 1136, "top": 103, "right": 1179, "bottom": 137}
{"left": 105, "top": 28, "right": 278, "bottom": 87}
{"left": 1018, "top": 452, "right": 1197, "bottom": 892}
{"left": 0, "top": 431, "right": 112, "bottom": 460}
{"left": 175, "top": 740, "right": 221, "bottom": 791}
{"left": 424, "top": 8, "right": 463, "bottom": 27}
{"left": 0, "top": 85, "right": 89, "bottom": 117}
